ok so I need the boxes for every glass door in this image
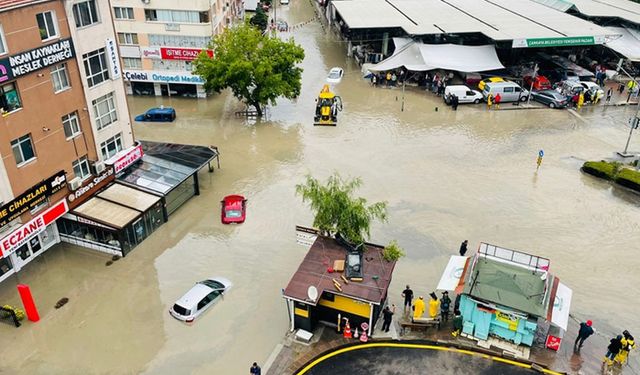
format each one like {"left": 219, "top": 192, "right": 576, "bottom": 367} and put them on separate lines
{"left": 13, "top": 244, "right": 32, "bottom": 270}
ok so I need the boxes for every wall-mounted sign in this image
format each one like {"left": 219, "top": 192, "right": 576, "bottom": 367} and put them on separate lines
{"left": 106, "top": 38, "right": 122, "bottom": 80}
{"left": 0, "top": 170, "right": 66, "bottom": 228}
{"left": 105, "top": 143, "right": 144, "bottom": 174}
{"left": 140, "top": 47, "right": 161, "bottom": 60}
{"left": 512, "top": 36, "right": 603, "bottom": 48}
{"left": 0, "top": 200, "right": 68, "bottom": 257}
{"left": 123, "top": 70, "right": 204, "bottom": 84}
{"left": 0, "top": 39, "right": 75, "bottom": 81}
{"left": 67, "top": 167, "right": 115, "bottom": 209}
{"left": 161, "top": 47, "right": 213, "bottom": 61}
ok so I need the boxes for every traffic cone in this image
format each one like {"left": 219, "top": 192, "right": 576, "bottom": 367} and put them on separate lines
{"left": 343, "top": 320, "right": 352, "bottom": 339}
{"left": 360, "top": 322, "right": 369, "bottom": 342}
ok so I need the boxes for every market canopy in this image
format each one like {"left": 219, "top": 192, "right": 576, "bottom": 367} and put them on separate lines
{"left": 369, "top": 38, "right": 505, "bottom": 72}
{"left": 604, "top": 27, "right": 640, "bottom": 62}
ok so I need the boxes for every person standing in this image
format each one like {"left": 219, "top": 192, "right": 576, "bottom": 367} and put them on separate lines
{"left": 391, "top": 72, "right": 397, "bottom": 87}
{"left": 250, "top": 362, "right": 261, "bottom": 375}
{"left": 381, "top": 304, "right": 395, "bottom": 332}
{"left": 615, "top": 330, "right": 636, "bottom": 365}
{"left": 402, "top": 285, "right": 414, "bottom": 312}
{"left": 603, "top": 335, "right": 623, "bottom": 366}
{"left": 386, "top": 71, "right": 392, "bottom": 87}
{"left": 428, "top": 292, "right": 440, "bottom": 319}
{"left": 494, "top": 93, "right": 502, "bottom": 109}
{"left": 452, "top": 94, "right": 459, "bottom": 111}
{"left": 459, "top": 240, "right": 468, "bottom": 256}
{"left": 606, "top": 88, "right": 613, "bottom": 104}
{"left": 413, "top": 296, "right": 425, "bottom": 321}
{"left": 440, "top": 291, "right": 451, "bottom": 322}
{"left": 574, "top": 320, "right": 594, "bottom": 351}
{"left": 452, "top": 309, "right": 463, "bottom": 337}
{"left": 487, "top": 93, "right": 493, "bottom": 109}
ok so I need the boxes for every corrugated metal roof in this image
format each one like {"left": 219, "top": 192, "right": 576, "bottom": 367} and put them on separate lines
{"left": 569, "top": 0, "right": 640, "bottom": 25}
{"left": 530, "top": 0, "right": 576, "bottom": 12}
{"left": 0, "top": 0, "right": 49, "bottom": 11}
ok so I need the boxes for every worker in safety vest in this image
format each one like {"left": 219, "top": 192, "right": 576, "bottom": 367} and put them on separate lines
{"left": 412, "top": 296, "right": 425, "bottom": 321}
{"left": 428, "top": 292, "right": 440, "bottom": 319}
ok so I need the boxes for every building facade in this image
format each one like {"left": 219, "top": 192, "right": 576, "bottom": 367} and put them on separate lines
{"left": 110, "top": 0, "right": 240, "bottom": 98}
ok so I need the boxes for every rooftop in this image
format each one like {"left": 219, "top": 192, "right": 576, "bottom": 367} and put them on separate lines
{"left": 0, "top": 0, "right": 48, "bottom": 11}
{"left": 283, "top": 235, "right": 396, "bottom": 305}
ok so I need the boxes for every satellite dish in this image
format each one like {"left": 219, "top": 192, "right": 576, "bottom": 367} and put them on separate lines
{"left": 307, "top": 286, "right": 318, "bottom": 301}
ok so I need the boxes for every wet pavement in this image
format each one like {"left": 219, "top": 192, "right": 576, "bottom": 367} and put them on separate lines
{"left": 1, "top": 0, "right": 640, "bottom": 374}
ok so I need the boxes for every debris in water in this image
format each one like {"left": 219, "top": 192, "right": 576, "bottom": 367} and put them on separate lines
{"left": 54, "top": 298, "right": 69, "bottom": 309}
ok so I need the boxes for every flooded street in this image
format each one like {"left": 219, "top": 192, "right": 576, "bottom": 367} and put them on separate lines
{"left": 1, "top": 1, "right": 640, "bottom": 374}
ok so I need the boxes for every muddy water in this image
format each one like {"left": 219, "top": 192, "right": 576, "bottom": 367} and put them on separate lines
{"left": 1, "top": 1, "right": 640, "bottom": 374}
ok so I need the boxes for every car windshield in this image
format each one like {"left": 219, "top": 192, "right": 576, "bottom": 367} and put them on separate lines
{"left": 329, "top": 71, "right": 341, "bottom": 79}
{"left": 225, "top": 209, "right": 242, "bottom": 218}
{"left": 173, "top": 303, "right": 190, "bottom": 316}
{"left": 199, "top": 280, "right": 225, "bottom": 290}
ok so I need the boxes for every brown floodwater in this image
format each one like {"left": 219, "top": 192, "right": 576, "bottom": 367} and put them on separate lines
{"left": 1, "top": 1, "right": 639, "bottom": 374}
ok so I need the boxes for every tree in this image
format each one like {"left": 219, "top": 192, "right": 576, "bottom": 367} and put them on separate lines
{"left": 250, "top": 6, "right": 268, "bottom": 33}
{"left": 192, "top": 23, "right": 304, "bottom": 117}
{"left": 295, "top": 173, "right": 387, "bottom": 246}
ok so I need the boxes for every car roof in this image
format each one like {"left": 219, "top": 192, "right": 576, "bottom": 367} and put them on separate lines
{"left": 147, "top": 107, "right": 175, "bottom": 115}
{"left": 446, "top": 85, "right": 471, "bottom": 90}
{"left": 329, "top": 67, "right": 342, "bottom": 72}
{"left": 223, "top": 194, "right": 245, "bottom": 203}
{"left": 175, "top": 283, "right": 214, "bottom": 308}
{"left": 539, "top": 90, "right": 562, "bottom": 97}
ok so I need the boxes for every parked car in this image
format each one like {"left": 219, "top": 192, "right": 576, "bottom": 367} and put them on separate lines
{"left": 560, "top": 81, "right": 584, "bottom": 96}
{"left": 280, "top": 0, "right": 289, "bottom": 4}
{"left": 134, "top": 107, "right": 176, "bottom": 122}
{"left": 326, "top": 67, "right": 344, "bottom": 84}
{"left": 579, "top": 81, "right": 604, "bottom": 98}
{"left": 531, "top": 90, "right": 568, "bottom": 108}
{"left": 478, "top": 77, "right": 504, "bottom": 91}
{"left": 221, "top": 195, "right": 247, "bottom": 224}
{"left": 169, "top": 277, "right": 233, "bottom": 323}
{"left": 463, "top": 72, "right": 482, "bottom": 87}
{"left": 523, "top": 75, "right": 552, "bottom": 91}
{"left": 444, "top": 85, "right": 483, "bottom": 104}
{"left": 482, "top": 81, "right": 529, "bottom": 102}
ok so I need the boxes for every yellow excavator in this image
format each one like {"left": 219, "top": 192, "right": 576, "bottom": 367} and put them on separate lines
{"left": 314, "top": 84, "right": 343, "bottom": 126}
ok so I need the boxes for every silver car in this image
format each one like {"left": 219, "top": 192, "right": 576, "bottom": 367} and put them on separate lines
{"left": 170, "top": 277, "right": 233, "bottom": 323}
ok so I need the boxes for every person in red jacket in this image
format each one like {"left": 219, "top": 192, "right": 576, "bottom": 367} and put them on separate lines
{"left": 494, "top": 93, "right": 502, "bottom": 109}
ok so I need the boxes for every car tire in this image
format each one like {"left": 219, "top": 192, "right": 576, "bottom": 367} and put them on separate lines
{"left": 549, "top": 102, "right": 556, "bottom": 108}
{"left": 520, "top": 96, "right": 528, "bottom": 102}
{"left": 474, "top": 99, "right": 480, "bottom": 104}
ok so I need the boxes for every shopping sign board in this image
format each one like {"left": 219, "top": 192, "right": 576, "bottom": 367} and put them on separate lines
{"left": 161, "top": 47, "right": 213, "bottom": 61}
{"left": 105, "top": 143, "right": 144, "bottom": 174}
{"left": 512, "top": 36, "right": 603, "bottom": 48}
{"left": 0, "top": 39, "right": 75, "bottom": 81}
{"left": 0, "top": 200, "right": 68, "bottom": 257}
{"left": 0, "top": 170, "right": 67, "bottom": 228}
{"left": 67, "top": 167, "right": 115, "bottom": 209}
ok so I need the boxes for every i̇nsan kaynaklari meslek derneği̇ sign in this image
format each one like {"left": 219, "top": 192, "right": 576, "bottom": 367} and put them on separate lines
{"left": 0, "top": 39, "right": 75, "bottom": 81}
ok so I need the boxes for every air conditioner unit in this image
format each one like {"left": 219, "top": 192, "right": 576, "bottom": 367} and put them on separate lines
{"left": 69, "top": 177, "right": 82, "bottom": 191}
{"left": 93, "top": 161, "right": 106, "bottom": 174}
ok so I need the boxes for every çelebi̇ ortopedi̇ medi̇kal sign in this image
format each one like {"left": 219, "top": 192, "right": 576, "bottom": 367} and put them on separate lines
{"left": 0, "top": 171, "right": 67, "bottom": 228}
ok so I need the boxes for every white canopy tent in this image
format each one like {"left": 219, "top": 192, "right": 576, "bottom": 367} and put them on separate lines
{"left": 604, "top": 27, "right": 640, "bottom": 62}
{"left": 369, "top": 38, "right": 505, "bottom": 72}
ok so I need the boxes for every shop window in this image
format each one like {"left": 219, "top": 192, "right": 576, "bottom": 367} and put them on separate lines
{"left": 11, "top": 134, "right": 35, "bottom": 166}
{"left": 0, "top": 24, "right": 7, "bottom": 55}
{"left": 29, "top": 236, "right": 42, "bottom": 253}
{"left": 122, "top": 57, "right": 142, "bottom": 69}
{"left": 83, "top": 48, "right": 109, "bottom": 87}
{"left": 15, "top": 244, "right": 30, "bottom": 261}
{"left": 0, "top": 82, "right": 22, "bottom": 113}
{"left": 92, "top": 92, "right": 117, "bottom": 130}
{"left": 145, "top": 9, "right": 203, "bottom": 23}
{"left": 117, "top": 32, "right": 138, "bottom": 45}
{"left": 73, "top": 0, "right": 99, "bottom": 28}
{"left": 50, "top": 63, "right": 70, "bottom": 93}
{"left": 0, "top": 257, "right": 12, "bottom": 277}
{"left": 72, "top": 155, "right": 91, "bottom": 180}
{"left": 113, "top": 7, "right": 134, "bottom": 20}
{"left": 100, "top": 133, "right": 122, "bottom": 159}
{"left": 36, "top": 11, "right": 58, "bottom": 41}
{"left": 62, "top": 111, "right": 81, "bottom": 139}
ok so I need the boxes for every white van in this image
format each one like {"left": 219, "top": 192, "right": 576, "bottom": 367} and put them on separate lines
{"left": 444, "top": 85, "right": 483, "bottom": 104}
{"left": 482, "top": 81, "right": 529, "bottom": 102}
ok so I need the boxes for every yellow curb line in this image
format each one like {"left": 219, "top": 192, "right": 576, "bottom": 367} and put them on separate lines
{"left": 295, "top": 342, "right": 564, "bottom": 375}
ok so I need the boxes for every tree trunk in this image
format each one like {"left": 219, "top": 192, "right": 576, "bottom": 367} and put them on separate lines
{"left": 250, "top": 101, "right": 263, "bottom": 117}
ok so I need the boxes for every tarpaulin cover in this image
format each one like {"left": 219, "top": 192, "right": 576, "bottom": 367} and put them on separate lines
{"left": 370, "top": 38, "right": 504, "bottom": 72}
{"left": 550, "top": 281, "right": 572, "bottom": 331}
{"left": 437, "top": 256, "right": 469, "bottom": 291}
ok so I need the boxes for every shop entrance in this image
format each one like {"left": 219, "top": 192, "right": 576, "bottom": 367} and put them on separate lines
{"left": 132, "top": 82, "right": 155, "bottom": 96}
{"left": 13, "top": 243, "right": 32, "bottom": 270}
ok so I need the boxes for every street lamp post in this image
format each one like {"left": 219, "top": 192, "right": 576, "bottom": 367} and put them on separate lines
{"left": 526, "top": 63, "right": 538, "bottom": 106}
{"left": 616, "top": 59, "right": 640, "bottom": 157}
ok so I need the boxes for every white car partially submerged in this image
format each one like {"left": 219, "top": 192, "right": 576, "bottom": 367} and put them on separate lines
{"left": 169, "top": 277, "right": 233, "bottom": 323}
{"left": 326, "top": 67, "right": 344, "bottom": 84}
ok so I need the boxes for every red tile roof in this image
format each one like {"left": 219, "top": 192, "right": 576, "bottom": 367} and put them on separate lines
{"left": 0, "top": 0, "right": 49, "bottom": 11}
{"left": 284, "top": 236, "right": 396, "bottom": 305}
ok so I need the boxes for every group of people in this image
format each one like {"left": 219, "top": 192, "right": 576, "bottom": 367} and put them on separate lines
{"left": 370, "top": 70, "right": 406, "bottom": 88}
{"left": 573, "top": 320, "right": 636, "bottom": 367}
{"left": 427, "top": 73, "right": 453, "bottom": 96}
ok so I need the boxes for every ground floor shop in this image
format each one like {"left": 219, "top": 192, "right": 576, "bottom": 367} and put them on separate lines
{"left": 124, "top": 70, "right": 206, "bottom": 99}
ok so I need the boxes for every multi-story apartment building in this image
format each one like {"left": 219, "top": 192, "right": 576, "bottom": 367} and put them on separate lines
{"left": 111, "top": 0, "right": 241, "bottom": 98}
{"left": 0, "top": 0, "right": 135, "bottom": 283}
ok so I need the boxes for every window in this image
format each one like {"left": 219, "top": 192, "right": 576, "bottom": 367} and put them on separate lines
{"left": 11, "top": 134, "right": 35, "bottom": 165}
{"left": 62, "top": 111, "right": 81, "bottom": 138}
{"left": 117, "top": 32, "right": 138, "bottom": 45}
{"left": 145, "top": 9, "right": 207, "bottom": 23}
{"left": 0, "top": 83, "right": 21, "bottom": 113}
{"left": 36, "top": 11, "right": 58, "bottom": 41}
{"left": 122, "top": 57, "right": 142, "bottom": 69}
{"left": 504, "top": 87, "right": 514, "bottom": 93}
{"left": 73, "top": 0, "right": 99, "bottom": 28}
{"left": 113, "top": 7, "right": 134, "bottom": 20}
{"left": 92, "top": 92, "right": 117, "bottom": 130}
{"left": 82, "top": 48, "right": 109, "bottom": 87}
{"left": 100, "top": 133, "right": 122, "bottom": 159}
{"left": 72, "top": 156, "right": 91, "bottom": 180}
{"left": 50, "top": 63, "right": 70, "bottom": 92}
{"left": 148, "top": 34, "right": 209, "bottom": 48}
{"left": 0, "top": 24, "right": 7, "bottom": 55}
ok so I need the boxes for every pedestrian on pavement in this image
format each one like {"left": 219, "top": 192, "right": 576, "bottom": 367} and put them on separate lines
{"left": 459, "top": 240, "right": 468, "bottom": 256}
{"left": 574, "top": 320, "right": 594, "bottom": 351}
{"left": 428, "top": 292, "right": 440, "bottom": 319}
{"left": 440, "top": 291, "right": 451, "bottom": 322}
{"left": 451, "top": 94, "right": 459, "bottom": 111}
{"left": 437, "top": 80, "right": 444, "bottom": 96}
{"left": 391, "top": 72, "right": 397, "bottom": 87}
{"left": 619, "top": 83, "right": 625, "bottom": 94}
{"left": 603, "top": 335, "right": 624, "bottom": 366}
{"left": 577, "top": 92, "right": 585, "bottom": 109}
{"left": 381, "top": 304, "right": 395, "bottom": 332}
{"left": 487, "top": 93, "right": 493, "bottom": 109}
{"left": 452, "top": 309, "right": 463, "bottom": 337}
{"left": 413, "top": 296, "right": 425, "bottom": 321}
{"left": 606, "top": 88, "right": 613, "bottom": 104}
{"left": 402, "top": 285, "right": 414, "bottom": 311}
{"left": 386, "top": 72, "right": 392, "bottom": 87}
{"left": 494, "top": 93, "right": 502, "bottom": 109}
{"left": 250, "top": 362, "right": 261, "bottom": 375}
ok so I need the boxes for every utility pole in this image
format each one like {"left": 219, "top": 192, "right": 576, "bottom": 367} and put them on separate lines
{"left": 616, "top": 58, "right": 640, "bottom": 157}
{"left": 527, "top": 63, "right": 538, "bottom": 106}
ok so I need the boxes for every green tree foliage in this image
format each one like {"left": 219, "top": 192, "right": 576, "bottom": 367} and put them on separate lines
{"left": 382, "top": 240, "right": 405, "bottom": 262}
{"left": 296, "top": 173, "right": 387, "bottom": 245}
{"left": 250, "top": 6, "right": 268, "bottom": 33}
{"left": 193, "top": 23, "right": 304, "bottom": 116}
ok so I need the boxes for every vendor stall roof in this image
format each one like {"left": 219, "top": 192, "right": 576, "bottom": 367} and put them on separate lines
{"left": 73, "top": 197, "right": 140, "bottom": 229}
{"left": 283, "top": 236, "right": 395, "bottom": 305}
{"left": 604, "top": 26, "right": 640, "bottom": 62}
{"left": 98, "top": 183, "right": 161, "bottom": 212}
{"left": 548, "top": 0, "right": 640, "bottom": 26}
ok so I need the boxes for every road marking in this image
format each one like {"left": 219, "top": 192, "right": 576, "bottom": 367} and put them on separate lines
{"left": 295, "top": 342, "right": 564, "bottom": 375}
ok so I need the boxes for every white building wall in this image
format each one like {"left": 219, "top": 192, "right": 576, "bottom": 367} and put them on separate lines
{"left": 64, "top": 0, "right": 135, "bottom": 159}
{"left": 0, "top": 158, "right": 12, "bottom": 206}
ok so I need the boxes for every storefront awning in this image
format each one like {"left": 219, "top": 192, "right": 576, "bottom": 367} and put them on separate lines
{"left": 98, "top": 183, "right": 161, "bottom": 212}
{"left": 118, "top": 141, "right": 219, "bottom": 195}
{"left": 604, "top": 27, "right": 640, "bottom": 62}
{"left": 550, "top": 282, "right": 572, "bottom": 331}
{"left": 437, "top": 256, "right": 469, "bottom": 291}
{"left": 370, "top": 38, "right": 505, "bottom": 72}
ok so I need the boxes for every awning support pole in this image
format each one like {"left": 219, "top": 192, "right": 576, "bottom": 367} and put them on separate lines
{"left": 368, "top": 302, "right": 374, "bottom": 336}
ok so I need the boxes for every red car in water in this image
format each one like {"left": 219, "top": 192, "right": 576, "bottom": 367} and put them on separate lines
{"left": 221, "top": 195, "right": 246, "bottom": 224}
{"left": 523, "top": 75, "right": 552, "bottom": 91}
